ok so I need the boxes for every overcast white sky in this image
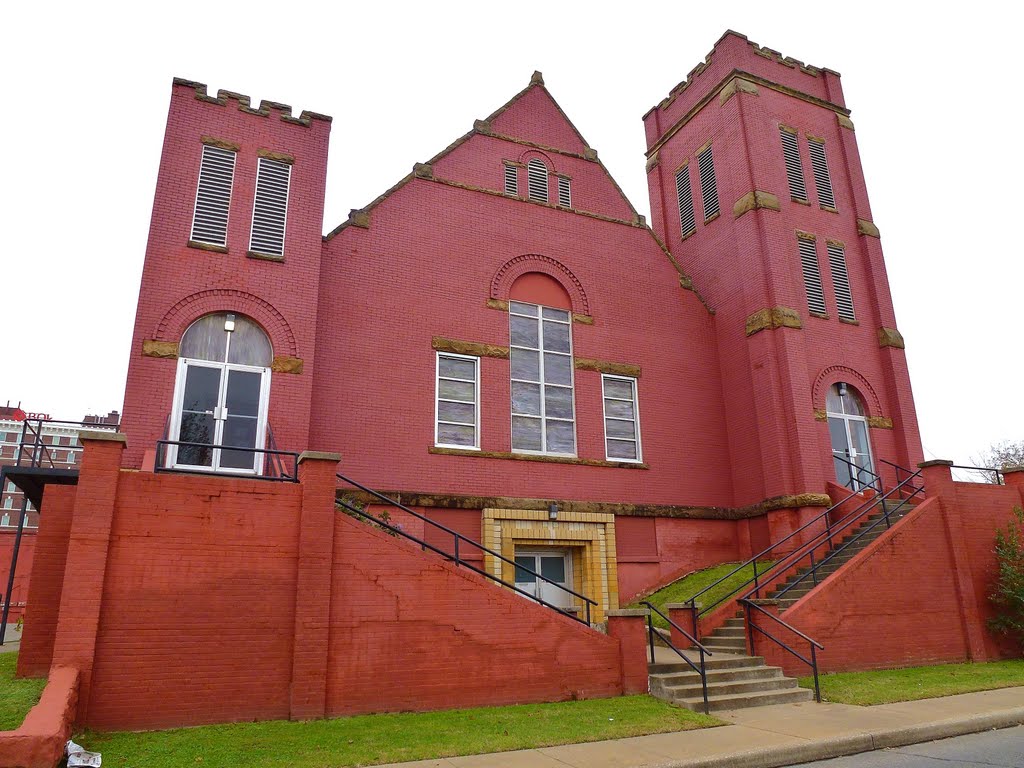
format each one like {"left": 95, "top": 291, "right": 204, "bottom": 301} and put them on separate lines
{"left": 1, "top": 2, "right": 1020, "bottom": 466}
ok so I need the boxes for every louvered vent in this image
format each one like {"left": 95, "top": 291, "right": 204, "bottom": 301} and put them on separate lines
{"left": 558, "top": 176, "right": 571, "bottom": 207}
{"left": 798, "top": 237, "right": 826, "bottom": 315}
{"left": 780, "top": 129, "right": 807, "bottom": 202}
{"left": 675, "top": 166, "right": 696, "bottom": 237}
{"left": 190, "top": 145, "right": 236, "bottom": 246}
{"left": 827, "top": 243, "right": 856, "bottom": 321}
{"left": 808, "top": 139, "right": 836, "bottom": 209}
{"left": 249, "top": 157, "right": 291, "bottom": 257}
{"left": 527, "top": 159, "right": 548, "bottom": 202}
{"left": 504, "top": 164, "right": 518, "bottom": 196}
{"left": 697, "top": 146, "right": 719, "bottom": 221}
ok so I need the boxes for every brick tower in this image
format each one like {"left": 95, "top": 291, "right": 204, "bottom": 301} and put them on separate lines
{"left": 643, "top": 31, "right": 923, "bottom": 507}
{"left": 121, "top": 79, "right": 332, "bottom": 468}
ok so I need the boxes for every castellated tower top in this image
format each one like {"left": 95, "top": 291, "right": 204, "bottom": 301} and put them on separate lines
{"left": 172, "top": 77, "right": 332, "bottom": 127}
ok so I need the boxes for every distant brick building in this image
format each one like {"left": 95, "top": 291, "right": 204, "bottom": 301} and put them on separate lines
{"left": 117, "top": 30, "right": 923, "bottom": 620}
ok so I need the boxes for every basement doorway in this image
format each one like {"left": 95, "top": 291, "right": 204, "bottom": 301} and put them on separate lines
{"left": 514, "top": 548, "right": 573, "bottom": 610}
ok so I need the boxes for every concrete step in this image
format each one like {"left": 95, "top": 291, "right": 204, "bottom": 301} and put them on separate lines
{"left": 702, "top": 635, "right": 747, "bottom": 648}
{"left": 651, "top": 664, "right": 785, "bottom": 689}
{"left": 673, "top": 686, "right": 814, "bottom": 712}
{"left": 712, "top": 626, "right": 746, "bottom": 638}
{"left": 648, "top": 655, "right": 763, "bottom": 675}
{"left": 666, "top": 675, "right": 799, "bottom": 700}
{"left": 702, "top": 643, "right": 749, "bottom": 655}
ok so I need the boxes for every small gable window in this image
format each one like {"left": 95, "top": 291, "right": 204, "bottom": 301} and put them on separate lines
{"left": 697, "top": 145, "right": 720, "bottom": 221}
{"left": 557, "top": 176, "right": 571, "bottom": 208}
{"left": 675, "top": 164, "right": 696, "bottom": 238}
{"left": 527, "top": 159, "right": 549, "bottom": 203}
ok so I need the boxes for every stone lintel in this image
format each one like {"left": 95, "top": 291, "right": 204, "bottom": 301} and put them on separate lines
{"left": 572, "top": 313, "right": 595, "bottom": 325}
{"left": 734, "top": 190, "right": 781, "bottom": 218}
{"left": 878, "top": 327, "right": 906, "bottom": 349}
{"left": 142, "top": 340, "right": 179, "bottom": 359}
{"left": 257, "top": 148, "right": 295, "bottom": 164}
{"left": 201, "top": 135, "right": 241, "bottom": 152}
{"left": 574, "top": 358, "right": 641, "bottom": 378}
{"left": 486, "top": 298, "right": 510, "bottom": 311}
{"left": 432, "top": 337, "right": 509, "bottom": 359}
{"left": 837, "top": 114, "right": 856, "bottom": 131}
{"left": 746, "top": 306, "right": 803, "bottom": 336}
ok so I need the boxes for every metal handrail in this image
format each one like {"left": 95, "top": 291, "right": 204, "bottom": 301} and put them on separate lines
{"left": 741, "top": 599, "right": 823, "bottom": 702}
{"left": 687, "top": 482, "right": 869, "bottom": 616}
{"left": 832, "top": 454, "right": 882, "bottom": 493}
{"left": 640, "top": 601, "right": 712, "bottom": 714}
{"left": 14, "top": 418, "right": 118, "bottom": 470}
{"left": 335, "top": 472, "right": 597, "bottom": 625}
{"left": 878, "top": 458, "right": 925, "bottom": 496}
{"left": 741, "top": 471, "right": 924, "bottom": 604}
{"left": 950, "top": 464, "right": 1005, "bottom": 485}
{"left": 155, "top": 440, "right": 299, "bottom": 482}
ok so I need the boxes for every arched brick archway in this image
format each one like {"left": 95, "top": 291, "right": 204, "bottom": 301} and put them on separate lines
{"left": 491, "top": 254, "right": 589, "bottom": 316}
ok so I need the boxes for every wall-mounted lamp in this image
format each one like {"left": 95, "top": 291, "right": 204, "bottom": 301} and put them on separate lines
{"left": 548, "top": 503, "right": 558, "bottom": 521}
{"left": 837, "top": 381, "right": 848, "bottom": 397}
{"left": 224, "top": 313, "right": 236, "bottom": 332}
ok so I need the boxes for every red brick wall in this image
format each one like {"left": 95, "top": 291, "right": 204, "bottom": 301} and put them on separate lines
{"left": 325, "top": 513, "right": 622, "bottom": 715}
{"left": 760, "top": 477, "right": 1024, "bottom": 675}
{"left": 17, "top": 486, "right": 75, "bottom": 677}
{"left": 85, "top": 471, "right": 303, "bottom": 730}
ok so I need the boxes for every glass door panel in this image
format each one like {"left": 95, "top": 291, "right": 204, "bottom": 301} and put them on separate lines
{"left": 220, "top": 369, "right": 262, "bottom": 471}
{"left": 538, "top": 555, "right": 571, "bottom": 608}
{"left": 177, "top": 363, "right": 222, "bottom": 467}
{"left": 848, "top": 420, "right": 874, "bottom": 489}
{"left": 828, "top": 416, "right": 851, "bottom": 488}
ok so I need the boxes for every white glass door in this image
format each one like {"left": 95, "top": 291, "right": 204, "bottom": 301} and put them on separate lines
{"left": 169, "top": 358, "right": 270, "bottom": 474}
{"left": 514, "top": 549, "right": 573, "bottom": 609}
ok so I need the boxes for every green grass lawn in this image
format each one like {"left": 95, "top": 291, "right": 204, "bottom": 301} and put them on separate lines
{"left": 80, "top": 695, "right": 721, "bottom": 768}
{"left": 632, "top": 561, "right": 776, "bottom": 628}
{"left": 801, "top": 659, "right": 1024, "bottom": 705}
{"left": 0, "top": 653, "right": 47, "bottom": 731}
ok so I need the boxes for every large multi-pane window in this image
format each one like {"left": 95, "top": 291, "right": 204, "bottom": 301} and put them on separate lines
{"left": 509, "top": 301, "right": 575, "bottom": 455}
{"left": 435, "top": 353, "right": 479, "bottom": 449}
{"left": 602, "top": 375, "right": 641, "bottom": 462}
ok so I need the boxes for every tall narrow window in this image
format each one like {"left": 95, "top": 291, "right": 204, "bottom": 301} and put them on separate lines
{"left": 798, "top": 235, "right": 826, "bottom": 315}
{"left": 190, "top": 145, "right": 236, "bottom": 246}
{"left": 435, "top": 353, "right": 479, "bottom": 449}
{"left": 808, "top": 139, "right": 836, "bottom": 210}
{"left": 780, "top": 128, "right": 807, "bottom": 202}
{"left": 557, "top": 176, "right": 571, "bottom": 208}
{"left": 675, "top": 165, "right": 696, "bottom": 238}
{"left": 602, "top": 375, "right": 641, "bottom": 462}
{"left": 697, "top": 145, "right": 719, "bottom": 221}
{"left": 527, "top": 159, "right": 548, "bottom": 203}
{"left": 504, "top": 164, "right": 518, "bottom": 196}
{"left": 249, "top": 157, "right": 292, "bottom": 258}
{"left": 827, "top": 242, "right": 856, "bottom": 321}
{"left": 510, "top": 301, "right": 575, "bottom": 455}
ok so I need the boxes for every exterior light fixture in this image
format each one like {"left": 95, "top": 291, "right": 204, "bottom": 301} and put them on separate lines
{"left": 224, "top": 313, "right": 236, "bottom": 332}
{"left": 548, "top": 503, "right": 558, "bottom": 521}
{"left": 838, "top": 382, "right": 848, "bottom": 397}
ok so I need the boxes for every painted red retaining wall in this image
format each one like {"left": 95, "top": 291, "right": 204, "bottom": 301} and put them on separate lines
{"left": 0, "top": 530, "right": 35, "bottom": 623}
{"left": 26, "top": 437, "right": 629, "bottom": 731}
{"left": 0, "top": 667, "right": 79, "bottom": 768}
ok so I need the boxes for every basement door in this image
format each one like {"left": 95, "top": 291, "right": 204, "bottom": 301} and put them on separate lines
{"left": 514, "top": 548, "right": 573, "bottom": 609}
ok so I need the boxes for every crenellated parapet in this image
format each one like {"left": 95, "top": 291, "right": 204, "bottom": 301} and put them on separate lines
{"left": 172, "top": 77, "right": 332, "bottom": 127}
{"left": 642, "top": 30, "right": 846, "bottom": 153}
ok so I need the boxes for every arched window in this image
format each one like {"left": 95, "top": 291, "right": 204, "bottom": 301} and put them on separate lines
{"left": 826, "top": 382, "right": 874, "bottom": 490}
{"left": 169, "top": 312, "right": 272, "bottom": 474}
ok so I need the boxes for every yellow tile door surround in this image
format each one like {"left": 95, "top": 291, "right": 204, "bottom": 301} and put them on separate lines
{"left": 481, "top": 508, "right": 619, "bottom": 623}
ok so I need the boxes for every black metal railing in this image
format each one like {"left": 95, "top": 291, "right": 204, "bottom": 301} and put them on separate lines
{"left": 13, "top": 417, "right": 118, "bottom": 470}
{"left": 833, "top": 454, "right": 882, "bottom": 493}
{"left": 741, "top": 599, "right": 823, "bottom": 702}
{"left": 335, "top": 471, "right": 597, "bottom": 625}
{"left": 878, "top": 458, "right": 925, "bottom": 497}
{"left": 686, "top": 463, "right": 923, "bottom": 628}
{"left": 155, "top": 440, "right": 299, "bottom": 482}
{"left": 950, "top": 464, "right": 1005, "bottom": 485}
{"left": 640, "top": 601, "right": 712, "bottom": 714}
{"left": 765, "top": 476, "right": 925, "bottom": 601}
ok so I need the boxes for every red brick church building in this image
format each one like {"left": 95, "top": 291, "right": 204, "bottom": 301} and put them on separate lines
{"left": 8, "top": 32, "right": 1018, "bottom": 748}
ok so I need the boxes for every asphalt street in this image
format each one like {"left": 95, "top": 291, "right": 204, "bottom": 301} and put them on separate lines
{"left": 792, "top": 725, "right": 1024, "bottom": 767}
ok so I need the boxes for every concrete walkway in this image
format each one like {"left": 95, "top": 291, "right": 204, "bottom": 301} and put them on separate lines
{"left": 376, "top": 686, "right": 1024, "bottom": 768}
{"left": 0, "top": 624, "right": 20, "bottom": 654}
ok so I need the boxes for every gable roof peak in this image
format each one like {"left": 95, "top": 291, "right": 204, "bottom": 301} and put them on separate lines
{"left": 530, "top": 71, "right": 545, "bottom": 86}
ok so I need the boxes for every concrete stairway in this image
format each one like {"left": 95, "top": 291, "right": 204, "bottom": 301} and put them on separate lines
{"left": 649, "top": 496, "right": 916, "bottom": 712}
{"left": 648, "top": 643, "right": 813, "bottom": 712}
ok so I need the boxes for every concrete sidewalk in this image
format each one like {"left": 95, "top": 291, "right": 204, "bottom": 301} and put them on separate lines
{"left": 377, "top": 686, "right": 1024, "bottom": 768}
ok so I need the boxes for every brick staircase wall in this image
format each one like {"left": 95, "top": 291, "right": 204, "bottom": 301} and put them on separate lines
{"left": 22, "top": 437, "right": 628, "bottom": 732}
{"left": 754, "top": 464, "right": 1024, "bottom": 676}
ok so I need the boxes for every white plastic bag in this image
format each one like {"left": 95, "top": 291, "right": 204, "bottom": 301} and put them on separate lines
{"left": 65, "top": 739, "right": 102, "bottom": 767}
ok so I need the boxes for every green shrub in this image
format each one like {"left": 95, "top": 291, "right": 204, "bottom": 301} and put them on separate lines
{"left": 988, "top": 506, "right": 1024, "bottom": 650}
